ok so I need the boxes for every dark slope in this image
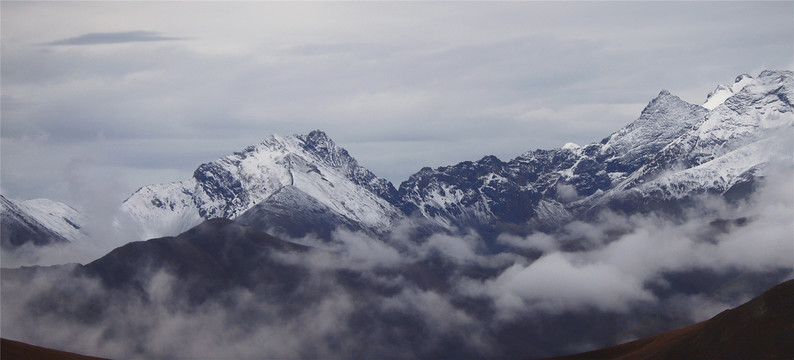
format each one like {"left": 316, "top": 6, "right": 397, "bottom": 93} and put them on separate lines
{"left": 80, "top": 218, "right": 313, "bottom": 303}
{"left": 1, "top": 219, "right": 502, "bottom": 359}
{"left": 540, "top": 279, "right": 794, "bottom": 360}
{"left": 2, "top": 215, "right": 791, "bottom": 359}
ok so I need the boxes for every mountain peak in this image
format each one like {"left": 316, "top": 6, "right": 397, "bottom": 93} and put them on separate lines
{"left": 298, "top": 129, "right": 333, "bottom": 147}
{"left": 599, "top": 87, "right": 707, "bottom": 167}
{"left": 642, "top": 89, "right": 689, "bottom": 114}
{"left": 121, "top": 128, "right": 402, "bottom": 239}
{"left": 293, "top": 130, "right": 355, "bottom": 171}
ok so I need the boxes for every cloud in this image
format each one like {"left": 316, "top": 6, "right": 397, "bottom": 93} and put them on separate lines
{"left": 555, "top": 182, "right": 581, "bottom": 202}
{"left": 473, "top": 252, "right": 655, "bottom": 316}
{"left": 43, "top": 31, "right": 184, "bottom": 46}
{"left": 468, "top": 163, "right": 794, "bottom": 320}
{"left": 1, "top": 2, "right": 792, "bottom": 357}
{"left": 497, "top": 232, "right": 559, "bottom": 253}
{"left": 2, "top": 163, "right": 792, "bottom": 359}
{"left": 3, "top": 2, "right": 793, "bottom": 203}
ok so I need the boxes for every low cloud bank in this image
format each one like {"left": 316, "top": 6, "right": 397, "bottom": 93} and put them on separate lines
{"left": 2, "top": 165, "right": 791, "bottom": 359}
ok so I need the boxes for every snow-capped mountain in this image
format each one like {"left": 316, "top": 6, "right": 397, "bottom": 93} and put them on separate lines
{"left": 7, "top": 70, "right": 790, "bottom": 248}
{"left": 120, "top": 130, "right": 404, "bottom": 240}
{"left": 395, "top": 87, "right": 709, "bottom": 232}
{"left": 397, "top": 70, "right": 793, "bottom": 236}
{"left": 602, "top": 70, "right": 792, "bottom": 204}
{"left": 0, "top": 195, "right": 88, "bottom": 249}
{"left": 119, "top": 70, "right": 793, "bottom": 242}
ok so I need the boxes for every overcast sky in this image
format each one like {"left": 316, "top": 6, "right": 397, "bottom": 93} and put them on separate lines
{"left": 2, "top": 1, "right": 792, "bottom": 209}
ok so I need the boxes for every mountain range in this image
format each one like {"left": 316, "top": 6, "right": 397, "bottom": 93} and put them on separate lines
{"left": 1, "top": 70, "right": 792, "bottom": 359}
{"left": 3, "top": 70, "right": 791, "bottom": 253}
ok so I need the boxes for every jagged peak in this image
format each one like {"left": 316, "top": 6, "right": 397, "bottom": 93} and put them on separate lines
{"left": 296, "top": 129, "right": 335, "bottom": 148}
{"left": 291, "top": 130, "right": 359, "bottom": 172}
{"left": 639, "top": 89, "right": 692, "bottom": 115}
{"left": 478, "top": 155, "right": 504, "bottom": 165}
{"left": 635, "top": 89, "right": 700, "bottom": 122}
{"left": 600, "top": 87, "right": 707, "bottom": 159}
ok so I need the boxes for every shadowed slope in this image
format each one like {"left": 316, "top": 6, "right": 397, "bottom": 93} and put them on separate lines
{"left": 80, "top": 218, "right": 313, "bottom": 304}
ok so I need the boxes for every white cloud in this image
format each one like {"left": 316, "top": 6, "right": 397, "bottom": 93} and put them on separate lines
{"left": 470, "top": 252, "right": 654, "bottom": 317}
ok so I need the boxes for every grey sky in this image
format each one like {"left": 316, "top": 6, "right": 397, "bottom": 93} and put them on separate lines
{"left": 2, "top": 1, "right": 792, "bottom": 209}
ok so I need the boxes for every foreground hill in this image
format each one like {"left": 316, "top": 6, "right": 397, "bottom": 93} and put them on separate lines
{"left": 1, "top": 338, "right": 108, "bottom": 360}
{"left": 541, "top": 279, "right": 794, "bottom": 360}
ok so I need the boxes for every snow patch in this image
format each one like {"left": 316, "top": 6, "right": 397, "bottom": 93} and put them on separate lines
{"left": 562, "top": 142, "right": 580, "bottom": 150}
{"left": 703, "top": 74, "right": 754, "bottom": 110}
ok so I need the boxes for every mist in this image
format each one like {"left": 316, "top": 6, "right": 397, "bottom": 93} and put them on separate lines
{"left": 2, "top": 163, "right": 792, "bottom": 359}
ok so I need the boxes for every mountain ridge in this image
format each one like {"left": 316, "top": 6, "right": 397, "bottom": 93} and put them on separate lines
{"left": 4, "top": 70, "right": 792, "bottom": 253}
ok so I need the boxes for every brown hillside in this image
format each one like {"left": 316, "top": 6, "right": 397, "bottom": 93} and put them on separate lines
{"left": 540, "top": 279, "right": 794, "bottom": 360}
{"left": 1, "top": 338, "right": 110, "bottom": 360}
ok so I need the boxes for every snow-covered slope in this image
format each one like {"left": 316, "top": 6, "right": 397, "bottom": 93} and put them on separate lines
{"left": 120, "top": 130, "right": 403, "bottom": 240}
{"left": 610, "top": 70, "right": 793, "bottom": 198}
{"left": 0, "top": 195, "right": 88, "bottom": 249}
{"left": 702, "top": 73, "right": 755, "bottom": 110}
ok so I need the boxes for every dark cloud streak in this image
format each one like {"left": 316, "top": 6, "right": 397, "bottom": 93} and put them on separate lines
{"left": 43, "top": 31, "right": 184, "bottom": 46}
